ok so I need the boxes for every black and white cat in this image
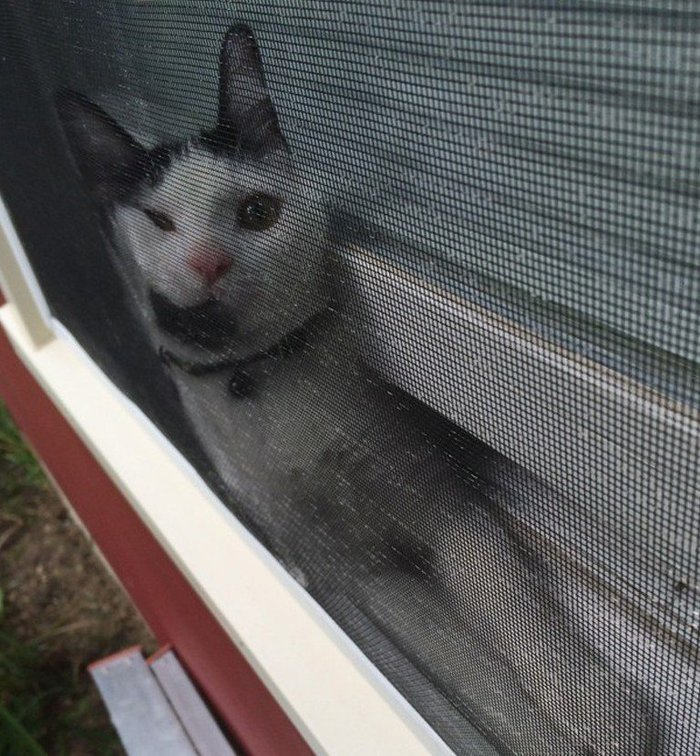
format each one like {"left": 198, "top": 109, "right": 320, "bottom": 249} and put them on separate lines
{"left": 57, "top": 24, "right": 688, "bottom": 755}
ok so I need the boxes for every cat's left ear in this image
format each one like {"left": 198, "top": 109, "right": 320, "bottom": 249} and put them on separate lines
{"left": 216, "top": 24, "right": 286, "bottom": 155}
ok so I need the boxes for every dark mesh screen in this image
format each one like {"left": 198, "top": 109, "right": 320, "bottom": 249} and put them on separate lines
{"left": 1, "top": 3, "right": 698, "bottom": 754}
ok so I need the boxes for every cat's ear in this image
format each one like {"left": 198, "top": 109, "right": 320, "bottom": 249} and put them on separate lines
{"left": 216, "top": 24, "right": 286, "bottom": 155}
{"left": 56, "top": 90, "right": 149, "bottom": 204}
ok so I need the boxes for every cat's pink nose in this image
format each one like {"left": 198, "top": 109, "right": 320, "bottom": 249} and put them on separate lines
{"left": 186, "top": 245, "right": 232, "bottom": 286}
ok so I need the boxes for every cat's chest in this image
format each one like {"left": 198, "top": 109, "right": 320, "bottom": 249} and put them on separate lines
{"left": 169, "top": 335, "right": 375, "bottom": 496}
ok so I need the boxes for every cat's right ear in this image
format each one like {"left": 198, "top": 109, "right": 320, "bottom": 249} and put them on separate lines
{"left": 56, "top": 90, "right": 148, "bottom": 204}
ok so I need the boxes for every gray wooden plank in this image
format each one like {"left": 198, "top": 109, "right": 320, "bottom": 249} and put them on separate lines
{"left": 89, "top": 646, "right": 197, "bottom": 756}
{"left": 149, "top": 648, "right": 237, "bottom": 756}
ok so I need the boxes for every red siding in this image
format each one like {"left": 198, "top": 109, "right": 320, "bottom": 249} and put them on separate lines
{"left": 0, "top": 319, "right": 311, "bottom": 756}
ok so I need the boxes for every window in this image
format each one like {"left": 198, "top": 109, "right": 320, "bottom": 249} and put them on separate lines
{"left": 1, "top": 3, "right": 698, "bottom": 753}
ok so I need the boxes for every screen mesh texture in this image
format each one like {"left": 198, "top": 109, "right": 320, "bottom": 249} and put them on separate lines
{"left": 0, "top": 3, "right": 698, "bottom": 755}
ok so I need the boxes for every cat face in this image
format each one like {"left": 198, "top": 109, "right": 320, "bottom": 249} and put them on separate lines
{"left": 58, "top": 25, "right": 330, "bottom": 358}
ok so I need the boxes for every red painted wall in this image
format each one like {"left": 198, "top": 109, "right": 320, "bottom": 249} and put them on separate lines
{"left": 0, "top": 316, "right": 312, "bottom": 756}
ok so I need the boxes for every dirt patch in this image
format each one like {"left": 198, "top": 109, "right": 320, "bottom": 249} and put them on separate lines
{"left": 0, "top": 406, "right": 156, "bottom": 754}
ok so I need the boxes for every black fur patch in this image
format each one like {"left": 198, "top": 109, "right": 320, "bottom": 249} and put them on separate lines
{"left": 199, "top": 124, "right": 239, "bottom": 156}
{"left": 144, "top": 141, "right": 189, "bottom": 188}
{"left": 149, "top": 289, "right": 237, "bottom": 350}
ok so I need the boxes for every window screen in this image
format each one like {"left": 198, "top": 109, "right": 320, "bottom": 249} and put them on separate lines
{"left": 1, "top": 3, "right": 698, "bottom": 754}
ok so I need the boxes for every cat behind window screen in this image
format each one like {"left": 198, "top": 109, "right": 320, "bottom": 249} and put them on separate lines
{"left": 56, "top": 23, "right": 694, "bottom": 755}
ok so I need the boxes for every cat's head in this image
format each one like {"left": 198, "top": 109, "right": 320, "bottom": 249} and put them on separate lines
{"left": 57, "top": 24, "right": 330, "bottom": 360}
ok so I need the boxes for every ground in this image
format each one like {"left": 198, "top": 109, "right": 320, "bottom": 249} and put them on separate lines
{"left": 0, "top": 403, "right": 156, "bottom": 755}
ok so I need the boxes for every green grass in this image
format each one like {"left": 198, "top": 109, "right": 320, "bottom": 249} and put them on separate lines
{"left": 0, "top": 590, "right": 122, "bottom": 755}
{"left": 0, "top": 404, "right": 45, "bottom": 507}
{"left": 0, "top": 589, "right": 47, "bottom": 756}
{"left": 0, "top": 403, "right": 49, "bottom": 755}
{"left": 0, "top": 403, "right": 124, "bottom": 755}
{"left": 0, "top": 609, "right": 120, "bottom": 755}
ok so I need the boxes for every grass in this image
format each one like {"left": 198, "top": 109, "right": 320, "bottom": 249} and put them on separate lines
{"left": 0, "top": 405, "right": 45, "bottom": 509}
{"left": 0, "top": 402, "right": 153, "bottom": 755}
{"left": 0, "top": 587, "right": 49, "bottom": 756}
{"left": 0, "top": 587, "right": 121, "bottom": 756}
{"left": 0, "top": 404, "right": 52, "bottom": 755}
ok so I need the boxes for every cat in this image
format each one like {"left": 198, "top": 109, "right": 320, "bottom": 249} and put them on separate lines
{"left": 56, "top": 23, "right": 678, "bottom": 755}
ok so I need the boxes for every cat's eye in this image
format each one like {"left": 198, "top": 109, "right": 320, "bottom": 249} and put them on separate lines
{"left": 144, "top": 208, "right": 176, "bottom": 232}
{"left": 237, "top": 193, "right": 282, "bottom": 231}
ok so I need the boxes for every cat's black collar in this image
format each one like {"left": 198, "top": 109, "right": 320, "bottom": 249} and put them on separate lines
{"left": 159, "top": 308, "right": 331, "bottom": 398}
